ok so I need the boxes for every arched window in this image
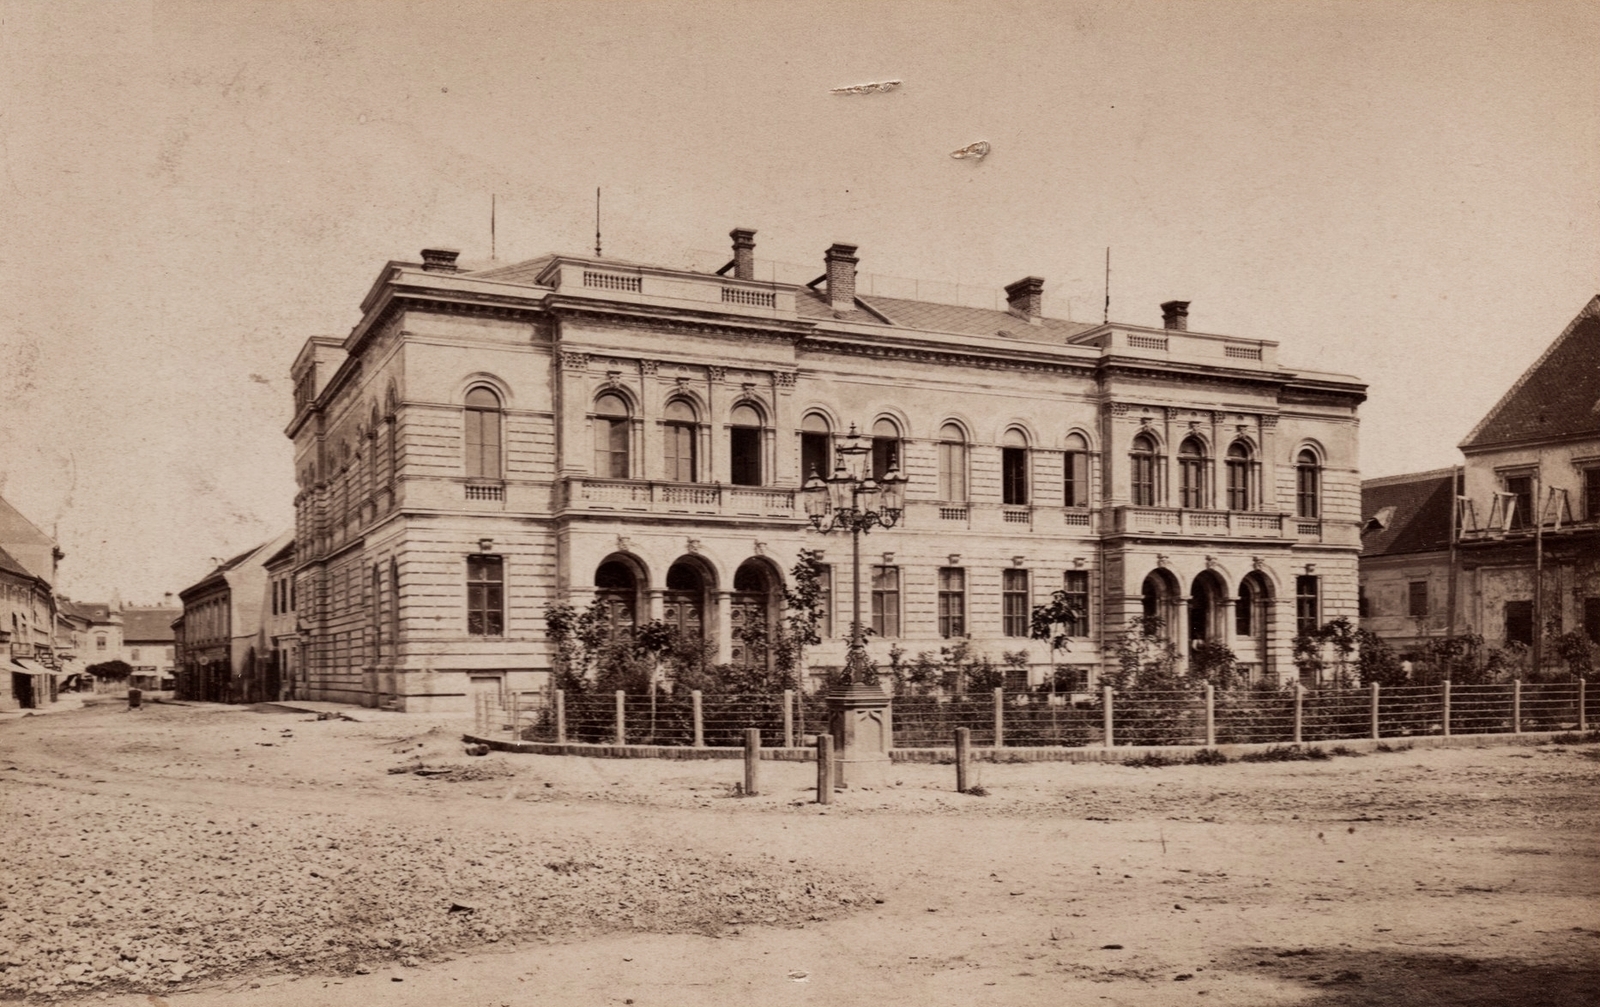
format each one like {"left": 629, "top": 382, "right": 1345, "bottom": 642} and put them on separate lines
{"left": 1296, "top": 448, "right": 1321, "bottom": 518}
{"left": 1130, "top": 434, "right": 1159, "bottom": 507}
{"left": 663, "top": 399, "right": 698, "bottom": 482}
{"left": 593, "top": 393, "right": 631, "bottom": 478}
{"left": 938, "top": 422, "right": 967, "bottom": 501}
{"left": 1178, "top": 437, "right": 1207, "bottom": 509}
{"left": 729, "top": 403, "right": 763, "bottom": 486}
{"left": 1063, "top": 432, "right": 1089, "bottom": 508}
{"left": 1226, "top": 441, "right": 1253, "bottom": 511}
{"left": 464, "top": 387, "right": 502, "bottom": 479}
{"left": 1002, "top": 428, "right": 1029, "bottom": 505}
{"left": 871, "top": 418, "right": 901, "bottom": 481}
{"left": 801, "top": 413, "right": 831, "bottom": 483}
{"left": 385, "top": 387, "right": 399, "bottom": 485}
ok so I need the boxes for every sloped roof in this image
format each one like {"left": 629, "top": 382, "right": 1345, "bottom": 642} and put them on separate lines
{"left": 121, "top": 608, "right": 181, "bottom": 642}
{"left": 61, "top": 599, "right": 114, "bottom": 623}
{"left": 0, "top": 544, "right": 37, "bottom": 581}
{"left": 466, "top": 254, "right": 557, "bottom": 285}
{"left": 1460, "top": 295, "right": 1600, "bottom": 450}
{"left": 1361, "top": 469, "right": 1456, "bottom": 557}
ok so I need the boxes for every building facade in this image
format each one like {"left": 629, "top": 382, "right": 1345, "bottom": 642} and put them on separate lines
{"left": 1, "top": 494, "right": 63, "bottom": 710}
{"left": 287, "top": 234, "right": 1365, "bottom": 712}
{"left": 175, "top": 531, "right": 291, "bottom": 703}
{"left": 120, "top": 607, "right": 181, "bottom": 691}
{"left": 1360, "top": 295, "right": 1600, "bottom": 665}
{"left": 261, "top": 539, "right": 299, "bottom": 700}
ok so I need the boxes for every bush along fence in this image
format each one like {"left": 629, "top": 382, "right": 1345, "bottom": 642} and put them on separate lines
{"left": 471, "top": 679, "right": 1593, "bottom": 753}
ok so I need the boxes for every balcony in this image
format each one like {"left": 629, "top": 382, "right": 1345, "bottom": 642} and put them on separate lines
{"left": 1111, "top": 506, "right": 1288, "bottom": 540}
{"left": 560, "top": 478, "right": 798, "bottom": 519}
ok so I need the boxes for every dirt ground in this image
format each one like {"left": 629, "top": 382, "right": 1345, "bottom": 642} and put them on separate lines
{"left": 2, "top": 698, "right": 1597, "bottom": 1007}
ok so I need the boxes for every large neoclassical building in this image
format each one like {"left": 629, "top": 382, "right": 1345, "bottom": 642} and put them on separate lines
{"left": 286, "top": 232, "right": 1365, "bottom": 711}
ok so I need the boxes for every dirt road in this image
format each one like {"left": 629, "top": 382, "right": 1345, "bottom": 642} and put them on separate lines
{"left": 2, "top": 700, "right": 1597, "bottom": 1006}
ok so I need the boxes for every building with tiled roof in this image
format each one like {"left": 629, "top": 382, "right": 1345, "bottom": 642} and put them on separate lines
{"left": 175, "top": 533, "right": 292, "bottom": 702}
{"left": 1, "top": 494, "right": 62, "bottom": 710}
{"left": 286, "top": 231, "right": 1366, "bottom": 711}
{"left": 1358, "top": 468, "right": 1459, "bottom": 655}
{"left": 119, "top": 606, "right": 181, "bottom": 690}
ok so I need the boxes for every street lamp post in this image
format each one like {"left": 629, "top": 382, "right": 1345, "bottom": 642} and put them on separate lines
{"left": 802, "top": 425, "right": 906, "bottom": 787}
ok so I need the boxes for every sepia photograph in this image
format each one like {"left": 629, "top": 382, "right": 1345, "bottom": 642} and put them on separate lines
{"left": 1, "top": 2, "right": 1597, "bottom": 1004}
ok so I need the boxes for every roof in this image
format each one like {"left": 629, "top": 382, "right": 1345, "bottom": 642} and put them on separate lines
{"left": 1459, "top": 295, "right": 1600, "bottom": 451}
{"left": 0, "top": 494, "right": 53, "bottom": 550}
{"left": 261, "top": 538, "right": 296, "bottom": 570}
{"left": 121, "top": 608, "right": 181, "bottom": 642}
{"left": 1361, "top": 469, "right": 1457, "bottom": 557}
{"left": 467, "top": 254, "right": 557, "bottom": 285}
{"left": 0, "top": 544, "right": 37, "bottom": 582}
{"left": 61, "top": 599, "right": 114, "bottom": 623}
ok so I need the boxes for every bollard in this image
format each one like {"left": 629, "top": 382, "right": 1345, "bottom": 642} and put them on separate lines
{"left": 743, "top": 728, "right": 761, "bottom": 796}
{"left": 614, "top": 690, "right": 626, "bottom": 746}
{"left": 127, "top": 687, "right": 142, "bottom": 711}
{"left": 1513, "top": 679, "right": 1522, "bottom": 734}
{"left": 1580, "top": 680, "right": 1588, "bottom": 733}
{"left": 1293, "top": 683, "right": 1304, "bottom": 745}
{"left": 1204, "top": 682, "right": 1215, "bottom": 748}
{"left": 1102, "top": 686, "right": 1115, "bottom": 749}
{"left": 955, "top": 727, "right": 970, "bottom": 793}
{"left": 783, "top": 689, "right": 795, "bottom": 749}
{"left": 993, "top": 687, "right": 1005, "bottom": 750}
{"left": 1442, "top": 680, "right": 1452, "bottom": 737}
{"left": 1371, "top": 681, "right": 1381, "bottom": 740}
{"left": 555, "top": 688, "right": 566, "bottom": 744}
{"left": 815, "top": 734, "right": 833, "bottom": 804}
{"left": 692, "top": 690, "right": 705, "bottom": 748}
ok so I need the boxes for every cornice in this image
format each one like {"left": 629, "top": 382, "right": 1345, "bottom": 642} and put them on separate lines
{"left": 799, "top": 333, "right": 1098, "bottom": 377}
{"left": 549, "top": 298, "right": 811, "bottom": 342}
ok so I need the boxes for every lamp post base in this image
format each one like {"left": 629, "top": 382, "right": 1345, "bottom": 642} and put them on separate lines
{"left": 828, "top": 682, "right": 892, "bottom": 789}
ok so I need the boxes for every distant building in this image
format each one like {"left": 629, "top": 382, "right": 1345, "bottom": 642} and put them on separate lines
{"left": 120, "top": 606, "right": 181, "bottom": 691}
{"left": 174, "top": 530, "right": 293, "bottom": 703}
{"left": 286, "top": 234, "right": 1365, "bottom": 712}
{"left": 260, "top": 539, "right": 299, "bottom": 700}
{"left": 1, "top": 494, "right": 63, "bottom": 710}
{"left": 1361, "top": 295, "right": 1600, "bottom": 665}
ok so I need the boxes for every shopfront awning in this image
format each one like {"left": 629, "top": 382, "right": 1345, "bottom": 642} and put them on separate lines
{"left": 10, "top": 658, "right": 48, "bottom": 674}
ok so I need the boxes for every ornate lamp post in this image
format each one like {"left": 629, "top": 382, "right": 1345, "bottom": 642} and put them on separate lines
{"left": 802, "top": 425, "right": 906, "bottom": 785}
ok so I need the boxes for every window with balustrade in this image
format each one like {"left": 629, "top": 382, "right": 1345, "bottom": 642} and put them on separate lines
{"left": 730, "top": 403, "right": 764, "bottom": 486}
{"left": 593, "top": 393, "right": 631, "bottom": 478}
{"left": 1178, "top": 436, "right": 1208, "bottom": 509}
{"left": 1226, "top": 441, "right": 1253, "bottom": 511}
{"left": 871, "top": 418, "right": 901, "bottom": 481}
{"left": 801, "top": 413, "right": 831, "bottom": 484}
{"left": 1063, "top": 432, "right": 1089, "bottom": 508}
{"left": 464, "top": 386, "right": 503, "bottom": 479}
{"left": 1002, "top": 429, "right": 1030, "bottom": 505}
{"left": 938, "top": 423, "right": 968, "bottom": 501}
{"left": 663, "top": 399, "right": 698, "bottom": 482}
{"left": 1130, "top": 434, "right": 1159, "bottom": 506}
{"left": 1296, "top": 448, "right": 1322, "bottom": 519}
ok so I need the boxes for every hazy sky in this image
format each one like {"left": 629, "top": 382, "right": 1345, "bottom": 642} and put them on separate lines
{"left": 1, "top": 0, "right": 1596, "bottom": 603}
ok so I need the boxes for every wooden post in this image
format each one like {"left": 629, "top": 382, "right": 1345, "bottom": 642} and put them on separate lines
{"left": 1442, "top": 680, "right": 1452, "bottom": 737}
{"left": 509, "top": 690, "right": 519, "bottom": 741}
{"left": 1370, "top": 681, "right": 1381, "bottom": 740}
{"left": 816, "top": 734, "right": 833, "bottom": 804}
{"left": 555, "top": 688, "right": 566, "bottom": 744}
{"left": 1580, "top": 679, "right": 1588, "bottom": 732}
{"left": 783, "top": 689, "right": 795, "bottom": 749}
{"left": 993, "top": 686, "right": 1005, "bottom": 750}
{"left": 614, "top": 690, "right": 626, "bottom": 746}
{"left": 744, "top": 728, "right": 761, "bottom": 796}
{"left": 1513, "top": 678, "right": 1522, "bottom": 734}
{"left": 692, "top": 690, "right": 704, "bottom": 747}
{"left": 1103, "top": 686, "right": 1115, "bottom": 748}
{"left": 955, "top": 726, "right": 971, "bottom": 793}
{"left": 1293, "top": 682, "right": 1304, "bottom": 744}
{"left": 1204, "top": 682, "right": 1215, "bottom": 747}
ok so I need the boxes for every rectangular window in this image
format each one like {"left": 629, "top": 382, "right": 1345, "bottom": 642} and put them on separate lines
{"left": 1585, "top": 468, "right": 1600, "bottom": 521}
{"left": 595, "top": 417, "right": 629, "bottom": 478}
{"left": 872, "top": 437, "right": 899, "bottom": 481}
{"left": 1063, "top": 451, "right": 1088, "bottom": 507}
{"left": 130, "top": 648, "right": 140, "bottom": 662}
{"left": 801, "top": 432, "right": 830, "bottom": 485}
{"left": 1062, "top": 570, "right": 1090, "bottom": 637}
{"left": 1504, "top": 600, "right": 1534, "bottom": 646}
{"left": 1002, "top": 448, "right": 1029, "bottom": 505}
{"left": 1407, "top": 580, "right": 1428, "bottom": 619}
{"left": 664, "top": 423, "right": 696, "bottom": 482}
{"left": 1585, "top": 597, "right": 1600, "bottom": 645}
{"left": 816, "top": 565, "right": 833, "bottom": 638}
{"left": 938, "top": 441, "right": 968, "bottom": 501}
{"left": 1226, "top": 460, "right": 1250, "bottom": 511}
{"left": 870, "top": 565, "right": 900, "bottom": 638}
{"left": 1295, "top": 575, "right": 1320, "bottom": 636}
{"left": 938, "top": 568, "right": 966, "bottom": 638}
{"left": 730, "top": 426, "right": 762, "bottom": 486}
{"left": 166, "top": 647, "right": 174, "bottom": 661}
{"left": 1003, "top": 569, "right": 1030, "bottom": 637}
{"left": 465, "top": 409, "right": 501, "bottom": 479}
{"left": 372, "top": 565, "right": 384, "bottom": 655}
{"left": 467, "top": 556, "right": 504, "bottom": 637}
{"left": 1504, "top": 474, "right": 1533, "bottom": 529}
{"left": 1131, "top": 455, "right": 1156, "bottom": 507}
{"left": 1179, "top": 458, "right": 1206, "bottom": 509}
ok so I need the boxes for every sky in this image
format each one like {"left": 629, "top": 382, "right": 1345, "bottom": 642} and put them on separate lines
{"left": 1, "top": 0, "right": 1596, "bottom": 603}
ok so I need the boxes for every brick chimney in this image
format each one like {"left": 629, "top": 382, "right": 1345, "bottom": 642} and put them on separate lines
{"left": 730, "top": 228, "right": 757, "bottom": 281}
{"left": 1005, "top": 276, "right": 1045, "bottom": 324}
{"left": 420, "top": 248, "right": 461, "bottom": 273}
{"left": 1160, "top": 300, "right": 1190, "bottom": 331}
{"left": 825, "top": 243, "right": 858, "bottom": 312}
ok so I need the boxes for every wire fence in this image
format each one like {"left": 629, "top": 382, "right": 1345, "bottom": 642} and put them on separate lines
{"left": 470, "top": 680, "right": 1594, "bottom": 751}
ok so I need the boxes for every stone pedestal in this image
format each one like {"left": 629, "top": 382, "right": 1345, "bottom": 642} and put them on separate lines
{"left": 828, "top": 683, "right": 892, "bottom": 788}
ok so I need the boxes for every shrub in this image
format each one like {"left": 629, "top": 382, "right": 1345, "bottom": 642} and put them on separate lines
{"left": 1328, "top": 745, "right": 1365, "bottom": 758}
{"left": 1188, "top": 748, "right": 1230, "bottom": 765}
{"left": 86, "top": 660, "right": 133, "bottom": 681}
{"left": 1550, "top": 730, "right": 1600, "bottom": 745}
{"left": 1124, "top": 752, "right": 1176, "bottom": 768}
{"left": 1240, "top": 744, "right": 1329, "bottom": 763}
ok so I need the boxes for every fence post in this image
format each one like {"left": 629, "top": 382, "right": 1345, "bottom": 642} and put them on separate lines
{"left": 1102, "top": 686, "right": 1114, "bottom": 749}
{"left": 1580, "top": 679, "right": 1588, "bottom": 732}
{"left": 816, "top": 733, "right": 833, "bottom": 804}
{"left": 1293, "top": 683, "right": 1304, "bottom": 745}
{"left": 1370, "top": 681, "right": 1381, "bottom": 740}
{"left": 955, "top": 726, "right": 970, "bottom": 793}
{"left": 744, "top": 728, "right": 761, "bottom": 796}
{"left": 1513, "top": 678, "right": 1522, "bottom": 734}
{"left": 555, "top": 688, "right": 566, "bottom": 744}
{"left": 783, "top": 689, "right": 795, "bottom": 749}
{"left": 993, "top": 687, "right": 1005, "bottom": 749}
{"left": 509, "top": 691, "right": 519, "bottom": 742}
{"left": 614, "top": 690, "right": 626, "bottom": 746}
{"left": 1442, "top": 680, "right": 1452, "bottom": 737}
{"left": 1204, "top": 682, "right": 1215, "bottom": 747}
{"left": 692, "top": 690, "right": 704, "bottom": 748}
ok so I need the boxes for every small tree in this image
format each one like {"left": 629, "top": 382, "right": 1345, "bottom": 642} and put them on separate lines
{"left": 1188, "top": 639, "right": 1241, "bottom": 690}
{"left": 1354, "top": 628, "right": 1406, "bottom": 687}
{"left": 1030, "top": 589, "right": 1085, "bottom": 695}
{"left": 1101, "top": 616, "right": 1179, "bottom": 692}
{"left": 775, "top": 549, "right": 827, "bottom": 692}
{"left": 86, "top": 659, "right": 133, "bottom": 682}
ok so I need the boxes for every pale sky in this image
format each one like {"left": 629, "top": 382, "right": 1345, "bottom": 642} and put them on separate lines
{"left": 1, "top": 0, "right": 1596, "bottom": 603}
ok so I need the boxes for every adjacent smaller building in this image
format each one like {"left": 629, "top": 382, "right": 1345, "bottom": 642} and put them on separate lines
{"left": 1359, "top": 468, "right": 1458, "bottom": 656}
{"left": 1, "top": 493, "right": 64, "bottom": 710}
{"left": 175, "top": 530, "right": 293, "bottom": 703}
{"left": 120, "top": 606, "right": 181, "bottom": 691}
